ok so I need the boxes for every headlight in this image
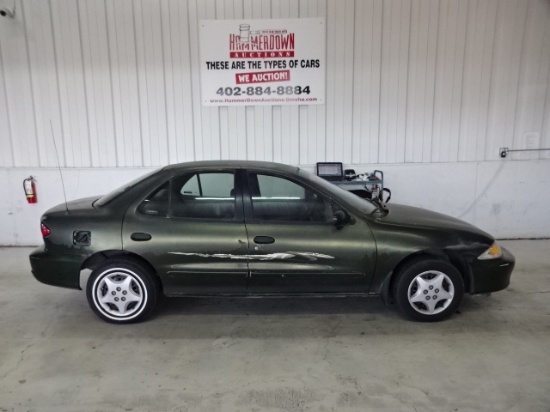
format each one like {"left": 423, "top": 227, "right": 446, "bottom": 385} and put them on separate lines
{"left": 478, "top": 242, "right": 503, "bottom": 260}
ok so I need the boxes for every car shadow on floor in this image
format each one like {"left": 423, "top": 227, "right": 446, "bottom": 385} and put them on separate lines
{"left": 134, "top": 293, "right": 518, "bottom": 339}
{"left": 157, "top": 295, "right": 388, "bottom": 317}
{"left": 40, "top": 290, "right": 521, "bottom": 340}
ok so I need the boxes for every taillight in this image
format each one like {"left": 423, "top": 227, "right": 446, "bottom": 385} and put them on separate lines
{"left": 41, "top": 223, "right": 51, "bottom": 237}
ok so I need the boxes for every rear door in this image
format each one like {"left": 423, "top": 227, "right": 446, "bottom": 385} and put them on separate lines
{"left": 243, "top": 171, "right": 376, "bottom": 294}
{"left": 122, "top": 169, "right": 250, "bottom": 295}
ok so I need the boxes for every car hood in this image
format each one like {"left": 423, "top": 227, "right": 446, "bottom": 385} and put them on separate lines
{"left": 379, "top": 204, "right": 493, "bottom": 240}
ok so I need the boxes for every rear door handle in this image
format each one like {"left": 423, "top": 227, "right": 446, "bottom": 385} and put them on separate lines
{"left": 131, "top": 232, "right": 152, "bottom": 241}
{"left": 254, "top": 236, "right": 275, "bottom": 244}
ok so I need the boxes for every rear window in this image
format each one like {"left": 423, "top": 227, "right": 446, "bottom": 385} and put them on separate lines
{"left": 95, "top": 169, "right": 161, "bottom": 207}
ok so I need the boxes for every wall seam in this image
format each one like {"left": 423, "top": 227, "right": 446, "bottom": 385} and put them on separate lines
{"left": 376, "top": 0, "right": 384, "bottom": 164}
{"left": 48, "top": 0, "right": 66, "bottom": 167}
{"left": 483, "top": 0, "right": 500, "bottom": 161}
{"left": 456, "top": 0, "right": 470, "bottom": 163}
{"left": 103, "top": 0, "right": 119, "bottom": 167}
{"left": 76, "top": 0, "right": 93, "bottom": 167}
{"left": 0, "top": 42, "right": 15, "bottom": 167}
{"left": 21, "top": 0, "right": 41, "bottom": 167}
{"left": 159, "top": 0, "right": 171, "bottom": 164}
{"left": 429, "top": 0, "right": 442, "bottom": 163}
{"left": 324, "top": 0, "right": 328, "bottom": 161}
{"left": 534, "top": 2, "right": 550, "bottom": 155}
{"left": 539, "top": 17, "right": 550, "bottom": 147}
{"left": 403, "top": 0, "right": 413, "bottom": 164}
{"left": 187, "top": 0, "right": 198, "bottom": 161}
{"left": 131, "top": 0, "right": 145, "bottom": 166}
{"left": 510, "top": 0, "right": 531, "bottom": 152}
{"left": 349, "top": 0, "right": 356, "bottom": 164}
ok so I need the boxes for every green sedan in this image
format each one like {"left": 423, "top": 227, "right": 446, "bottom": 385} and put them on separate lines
{"left": 29, "top": 161, "right": 515, "bottom": 324}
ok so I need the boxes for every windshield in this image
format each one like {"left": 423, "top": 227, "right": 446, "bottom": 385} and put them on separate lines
{"left": 297, "top": 168, "right": 378, "bottom": 214}
{"left": 95, "top": 168, "right": 161, "bottom": 207}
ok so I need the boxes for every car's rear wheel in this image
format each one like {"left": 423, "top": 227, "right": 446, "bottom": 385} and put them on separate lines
{"left": 86, "top": 259, "right": 159, "bottom": 324}
{"left": 394, "top": 259, "right": 464, "bottom": 322}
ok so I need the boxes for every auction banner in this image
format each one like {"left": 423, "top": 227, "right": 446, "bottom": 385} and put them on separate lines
{"left": 199, "top": 18, "right": 325, "bottom": 106}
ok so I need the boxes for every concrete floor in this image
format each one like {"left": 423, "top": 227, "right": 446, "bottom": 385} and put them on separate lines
{"left": 0, "top": 240, "right": 549, "bottom": 412}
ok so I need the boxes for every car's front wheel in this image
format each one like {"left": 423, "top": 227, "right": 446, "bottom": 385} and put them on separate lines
{"left": 394, "top": 259, "right": 464, "bottom": 322}
{"left": 86, "top": 259, "right": 159, "bottom": 324}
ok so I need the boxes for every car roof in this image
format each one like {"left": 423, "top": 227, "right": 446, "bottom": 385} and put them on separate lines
{"left": 162, "top": 160, "right": 300, "bottom": 174}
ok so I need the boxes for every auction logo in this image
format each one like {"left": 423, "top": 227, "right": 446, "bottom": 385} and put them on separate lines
{"left": 229, "top": 24, "right": 295, "bottom": 59}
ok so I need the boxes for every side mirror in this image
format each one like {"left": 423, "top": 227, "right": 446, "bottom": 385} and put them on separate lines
{"left": 333, "top": 210, "right": 349, "bottom": 228}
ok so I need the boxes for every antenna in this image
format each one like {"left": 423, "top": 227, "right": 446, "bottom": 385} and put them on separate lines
{"left": 49, "top": 119, "right": 69, "bottom": 213}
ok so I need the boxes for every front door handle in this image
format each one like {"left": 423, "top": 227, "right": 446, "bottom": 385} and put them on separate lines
{"left": 254, "top": 235, "right": 275, "bottom": 244}
{"left": 131, "top": 232, "right": 152, "bottom": 241}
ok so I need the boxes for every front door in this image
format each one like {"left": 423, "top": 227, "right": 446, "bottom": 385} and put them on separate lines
{"left": 243, "top": 171, "right": 376, "bottom": 294}
{"left": 122, "top": 170, "right": 249, "bottom": 295}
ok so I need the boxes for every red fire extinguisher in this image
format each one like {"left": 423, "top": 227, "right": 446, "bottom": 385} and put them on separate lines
{"left": 23, "top": 176, "right": 37, "bottom": 204}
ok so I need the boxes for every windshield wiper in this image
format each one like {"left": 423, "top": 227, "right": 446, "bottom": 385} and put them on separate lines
{"left": 370, "top": 197, "right": 389, "bottom": 215}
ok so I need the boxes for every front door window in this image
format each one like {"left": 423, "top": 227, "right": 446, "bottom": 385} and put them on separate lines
{"left": 249, "top": 173, "right": 332, "bottom": 223}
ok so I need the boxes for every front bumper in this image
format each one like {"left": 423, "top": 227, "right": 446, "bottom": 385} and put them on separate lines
{"left": 469, "top": 246, "right": 515, "bottom": 294}
{"left": 29, "top": 246, "right": 86, "bottom": 290}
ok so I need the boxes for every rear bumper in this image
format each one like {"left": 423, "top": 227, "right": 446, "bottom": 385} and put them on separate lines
{"left": 469, "top": 246, "right": 515, "bottom": 294}
{"left": 29, "top": 246, "right": 85, "bottom": 290}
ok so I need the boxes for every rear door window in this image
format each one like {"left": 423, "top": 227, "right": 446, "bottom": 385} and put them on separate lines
{"left": 172, "top": 172, "right": 236, "bottom": 220}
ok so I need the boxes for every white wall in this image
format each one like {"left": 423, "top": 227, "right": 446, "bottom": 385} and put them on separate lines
{"left": 0, "top": 0, "right": 549, "bottom": 245}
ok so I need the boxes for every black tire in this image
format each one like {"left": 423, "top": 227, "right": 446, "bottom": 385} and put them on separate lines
{"left": 393, "top": 259, "right": 464, "bottom": 322}
{"left": 86, "top": 259, "right": 159, "bottom": 324}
